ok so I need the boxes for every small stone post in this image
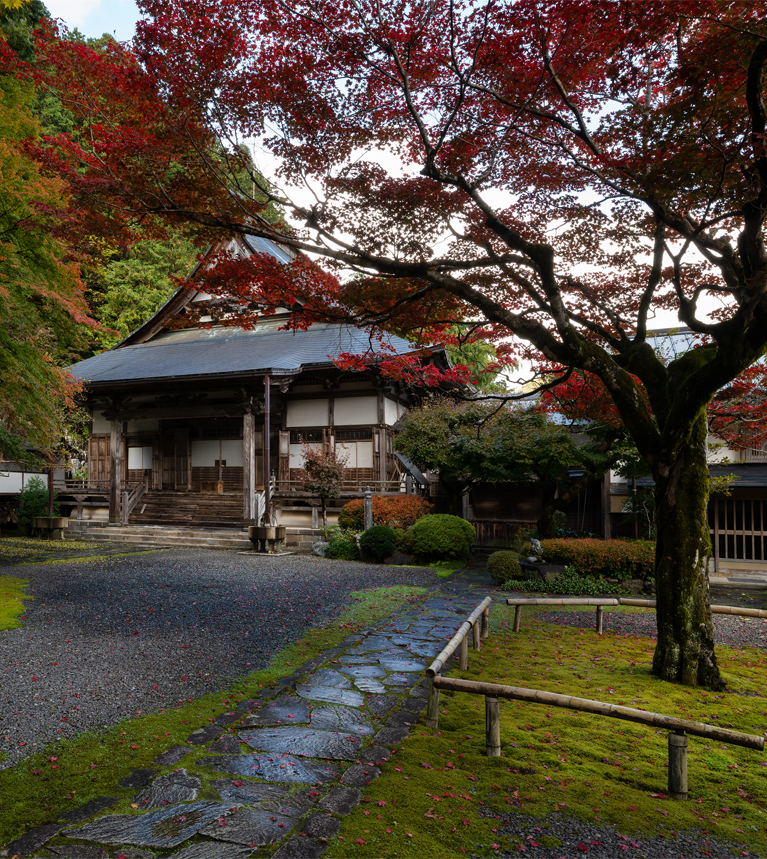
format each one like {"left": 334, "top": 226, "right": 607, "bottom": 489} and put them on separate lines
{"left": 459, "top": 635, "right": 468, "bottom": 670}
{"left": 595, "top": 605, "right": 604, "bottom": 635}
{"left": 426, "top": 679, "right": 440, "bottom": 728}
{"left": 363, "top": 487, "right": 373, "bottom": 531}
{"left": 668, "top": 731, "right": 688, "bottom": 800}
{"left": 485, "top": 696, "right": 501, "bottom": 756}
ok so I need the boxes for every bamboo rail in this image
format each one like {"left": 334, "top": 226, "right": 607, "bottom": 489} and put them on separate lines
{"left": 428, "top": 675, "right": 764, "bottom": 799}
{"left": 506, "top": 596, "right": 767, "bottom": 633}
{"left": 424, "top": 596, "right": 492, "bottom": 728}
{"left": 620, "top": 597, "right": 767, "bottom": 619}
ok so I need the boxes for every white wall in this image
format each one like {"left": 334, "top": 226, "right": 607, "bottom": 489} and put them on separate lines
{"left": 92, "top": 412, "right": 110, "bottom": 433}
{"left": 335, "top": 396, "right": 377, "bottom": 425}
{"left": 384, "top": 398, "right": 399, "bottom": 425}
{"left": 191, "top": 439, "right": 245, "bottom": 467}
{"left": 0, "top": 470, "right": 49, "bottom": 494}
{"left": 287, "top": 399, "right": 329, "bottom": 427}
{"left": 290, "top": 441, "right": 321, "bottom": 468}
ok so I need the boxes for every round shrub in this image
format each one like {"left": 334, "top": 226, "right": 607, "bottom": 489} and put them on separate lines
{"left": 338, "top": 495, "right": 433, "bottom": 530}
{"left": 359, "top": 525, "right": 398, "bottom": 563}
{"left": 326, "top": 531, "right": 360, "bottom": 560}
{"left": 487, "top": 550, "right": 522, "bottom": 584}
{"left": 409, "top": 514, "right": 475, "bottom": 561}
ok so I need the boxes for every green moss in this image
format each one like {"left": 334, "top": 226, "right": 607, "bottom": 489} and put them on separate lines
{"left": 0, "top": 584, "right": 428, "bottom": 845}
{"left": 0, "top": 574, "right": 31, "bottom": 629}
{"left": 328, "top": 605, "right": 767, "bottom": 857}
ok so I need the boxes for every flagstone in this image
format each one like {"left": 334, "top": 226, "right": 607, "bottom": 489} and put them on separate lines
{"left": 239, "top": 726, "right": 362, "bottom": 761}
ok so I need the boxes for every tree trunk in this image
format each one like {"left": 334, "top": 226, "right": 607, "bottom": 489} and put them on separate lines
{"left": 537, "top": 488, "right": 559, "bottom": 539}
{"left": 652, "top": 412, "right": 723, "bottom": 689}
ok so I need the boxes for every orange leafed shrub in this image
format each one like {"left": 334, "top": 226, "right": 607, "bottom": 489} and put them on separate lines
{"left": 338, "top": 495, "right": 433, "bottom": 530}
{"left": 540, "top": 538, "right": 655, "bottom": 579}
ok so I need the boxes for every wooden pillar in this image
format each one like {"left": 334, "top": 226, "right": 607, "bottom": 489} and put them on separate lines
{"left": 461, "top": 492, "right": 470, "bottom": 520}
{"left": 595, "top": 605, "right": 604, "bottom": 635}
{"left": 668, "top": 731, "right": 688, "bottom": 800}
{"left": 109, "top": 418, "right": 122, "bottom": 523}
{"left": 459, "top": 635, "right": 468, "bottom": 670}
{"left": 602, "top": 470, "right": 612, "bottom": 540}
{"left": 426, "top": 679, "right": 440, "bottom": 728}
{"left": 514, "top": 604, "right": 522, "bottom": 633}
{"left": 485, "top": 696, "right": 501, "bottom": 756}
{"left": 243, "top": 411, "right": 256, "bottom": 526}
{"left": 264, "top": 375, "right": 271, "bottom": 526}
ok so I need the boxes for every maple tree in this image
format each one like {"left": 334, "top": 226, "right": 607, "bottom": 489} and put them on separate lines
{"left": 301, "top": 441, "right": 348, "bottom": 527}
{"left": 9, "top": 1, "right": 767, "bottom": 687}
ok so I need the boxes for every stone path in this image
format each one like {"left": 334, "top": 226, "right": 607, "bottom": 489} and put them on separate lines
{"left": 4, "top": 574, "right": 491, "bottom": 859}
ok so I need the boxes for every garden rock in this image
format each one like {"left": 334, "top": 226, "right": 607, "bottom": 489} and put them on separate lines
{"left": 621, "top": 578, "right": 645, "bottom": 594}
{"left": 311, "top": 541, "right": 329, "bottom": 557}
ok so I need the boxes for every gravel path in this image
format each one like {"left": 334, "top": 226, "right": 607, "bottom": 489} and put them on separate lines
{"left": 535, "top": 607, "right": 767, "bottom": 651}
{"left": 0, "top": 549, "right": 437, "bottom": 768}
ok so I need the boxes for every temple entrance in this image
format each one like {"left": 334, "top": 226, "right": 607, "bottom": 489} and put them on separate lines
{"left": 162, "top": 428, "right": 190, "bottom": 490}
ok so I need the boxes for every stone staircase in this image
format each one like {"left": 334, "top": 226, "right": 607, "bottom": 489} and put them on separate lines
{"left": 65, "top": 520, "right": 252, "bottom": 550}
{"left": 128, "top": 490, "right": 244, "bottom": 529}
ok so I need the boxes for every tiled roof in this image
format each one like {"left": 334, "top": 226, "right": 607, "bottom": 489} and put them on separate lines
{"left": 70, "top": 322, "right": 419, "bottom": 386}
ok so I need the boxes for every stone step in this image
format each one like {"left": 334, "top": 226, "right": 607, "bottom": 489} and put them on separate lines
{"left": 64, "top": 524, "right": 253, "bottom": 550}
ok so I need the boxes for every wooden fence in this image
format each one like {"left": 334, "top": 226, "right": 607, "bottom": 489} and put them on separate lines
{"left": 424, "top": 596, "right": 765, "bottom": 800}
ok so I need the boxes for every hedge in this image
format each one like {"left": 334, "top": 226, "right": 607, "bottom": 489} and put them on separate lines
{"left": 338, "top": 495, "right": 433, "bottom": 530}
{"left": 540, "top": 538, "right": 655, "bottom": 579}
{"left": 409, "top": 514, "right": 475, "bottom": 560}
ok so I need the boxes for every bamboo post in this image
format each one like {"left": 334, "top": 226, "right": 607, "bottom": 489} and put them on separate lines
{"left": 426, "top": 679, "right": 440, "bottom": 728}
{"left": 481, "top": 606, "right": 490, "bottom": 639}
{"left": 485, "top": 696, "right": 501, "bottom": 756}
{"left": 595, "top": 605, "right": 604, "bottom": 635}
{"left": 668, "top": 731, "right": 688, "bottom": 800}
{"left": 472, "top": 620, "right": 481, "bottom": 651}
{"left": 459, "top": 635, "right": 468, "bottom": 670}
{"left": 513, "top": 605, "right": 522, "bottom": 633}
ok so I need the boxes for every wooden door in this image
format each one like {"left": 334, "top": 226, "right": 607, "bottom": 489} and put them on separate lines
{"left": 162, "top": 429, "right": 190, "bottom": 490}
{"left": 88, "top": 435, "right": 110, "bottom": 486}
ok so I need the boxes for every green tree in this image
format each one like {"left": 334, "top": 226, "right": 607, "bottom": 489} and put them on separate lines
{"left": 395, "top": 397, "right": 620, "bottom": 536}
{"left": 0, "top": 73, "right": 92, "bottom": 460}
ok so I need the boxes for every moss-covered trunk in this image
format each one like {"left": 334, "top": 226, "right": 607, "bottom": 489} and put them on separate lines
{"left": 652, "top": 412, "right": 723, "bottom": 689}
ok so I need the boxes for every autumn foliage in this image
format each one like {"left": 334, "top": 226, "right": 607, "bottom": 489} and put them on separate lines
{"left": 338, "top": 495, "right": 433, "bottom": 531}
{"left": 540, "top": 539, "right": 656, "bottom": 581}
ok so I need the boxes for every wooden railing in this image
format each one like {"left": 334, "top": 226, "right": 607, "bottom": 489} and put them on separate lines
{"left": 423, "top": 595, "right": 765, "bottom": 800}
{"left": 471, "top": 519, "right": 536, "bottom": 547}
{"left": 121, "top": 482, "right": 146, "bottom": 525}
{"left": 273, "top": 478, "right": 413, "bottom": 494}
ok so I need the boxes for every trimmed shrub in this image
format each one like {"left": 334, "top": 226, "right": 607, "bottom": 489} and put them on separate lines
{"left": 16, "top": 476, "right": 59, "bottom": 527}
{"left": 540, "top": 538, "right": 655, "bottom": 579}
{"left": 487, "top": 550, "right": 522, "bottom": 584}
{"left": 324, "top": 527, "right": 360, "bottom": 561}
{"left": 501, "top": 568, "right": 625, "bottom": 596}
{"left": 338, "top": 495, "right": 433, "bottom": 530}
{"left": 359, "top": 525, "right": 398, "bottom": 562}
{"left": 409, "top": 514, "right": 475, "bottom": 560}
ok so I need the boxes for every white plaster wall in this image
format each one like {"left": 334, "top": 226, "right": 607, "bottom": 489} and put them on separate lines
{"left": 287, "top": 399, "right": 329, "bottom": 427}
{"left": 0, "top": 470, "right": 49, "bottom": 493}
{"left": 384, "top": 398, "right": 398, "bottom": 425}
{"left": 289, "top": 442, "right": 321, "bottom": 468}
{"left": 92, "top": 412, "right": 110, "bottom": 433}
{"left": 191, "top": 439, "right": 219, "bottom": 467}
{"left": 221, "top": 439, "right": 244, "bottom": 467}
{"left": 335, "top": 396, "right": 377, "bottom": 425}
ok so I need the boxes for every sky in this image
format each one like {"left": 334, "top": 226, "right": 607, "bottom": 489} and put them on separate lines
{"left": 45, "top": 0, "right": 140, "bottom": 42}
